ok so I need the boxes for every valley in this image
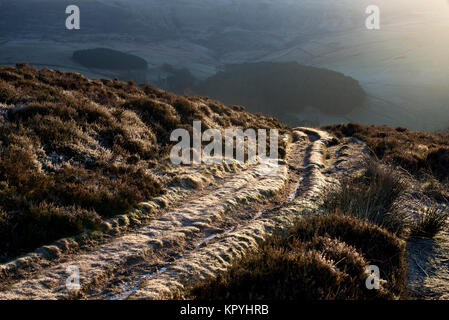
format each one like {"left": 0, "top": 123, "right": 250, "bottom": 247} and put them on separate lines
{"left": 1, "top": 66, "right": 448, "bottom": 300}
{"left": 2, "top": 1, "right": 449, "bottom": 131}
{"left": 1, "top": 1, "right": 449, "bottom": 302}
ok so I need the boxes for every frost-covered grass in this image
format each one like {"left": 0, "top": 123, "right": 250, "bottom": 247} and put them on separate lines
{"left": 0, "top": 64, "right": 285, "bottom": 260}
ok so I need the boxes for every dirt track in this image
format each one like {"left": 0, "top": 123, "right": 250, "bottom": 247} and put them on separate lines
{"left": 0, "top": 127, "right": 370, "bottom": 300}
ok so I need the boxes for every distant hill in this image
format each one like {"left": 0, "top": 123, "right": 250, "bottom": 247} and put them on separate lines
{"left": 194, "top": 62, "right": 366, "bottom": 119}
{"left": 72, "top": 48, "right": 148, "bottom": 71}
{"left": 157, "top": 64, "right": 198, "bottom": 94}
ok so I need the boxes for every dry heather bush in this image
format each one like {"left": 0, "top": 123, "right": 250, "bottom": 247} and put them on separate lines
{"left": 0, "top": 80, "right": 19, "bottom": 104}
{"left": 287, "top": 213, "right": 407, "bottom": 294}
{"left": 411, "top": 204, "right": 449, "bottom": 238}
{"left": 192, "top": 245, "right": 371, "bottom": 300}
{"left": 0, "top": 203, "right": 101, "bottom": 258}
{"left": 0, "top": 64, "right": 286, "bottom": 260}
{"left": 52, "top": 166, "right": 163, "bottom": 217}
{"left": 191, "top": 213, "right": 406, "bottom": 300}
{"left": 324, "top": 158, "right": 409, "bottom": 235}
{"left": 121, "top": 97, "right": 180, "bottom": 144}
{"left": 173, "top": 97, "right": 201, "bottom": 122}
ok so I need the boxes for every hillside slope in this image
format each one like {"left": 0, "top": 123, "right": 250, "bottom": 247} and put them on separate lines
{"left": 0, "top": 63, "right": 284, "bottom": 261}
{"left": 0, "top": 65, "right": 448, "bottom": 300}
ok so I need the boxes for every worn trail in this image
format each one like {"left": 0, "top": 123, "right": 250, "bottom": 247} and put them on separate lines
{"left": 0, "top": 127, "right": 365, "bottom": 300}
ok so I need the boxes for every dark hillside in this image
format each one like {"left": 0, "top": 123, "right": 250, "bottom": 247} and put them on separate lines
{"left": 72, "top": 48, "right": 148, "bottom": 71}
{"left": 194, "top": 62, "right": 366, "bottom": 120}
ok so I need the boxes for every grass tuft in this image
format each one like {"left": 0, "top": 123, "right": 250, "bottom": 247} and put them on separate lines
{"left": 324, "top": 158, "right": 409, "bottom": 235}
{"left": 411, "top": 204, "right": 449, "bottom": 238}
